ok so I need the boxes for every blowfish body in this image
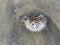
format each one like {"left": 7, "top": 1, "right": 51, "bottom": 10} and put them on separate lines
{"left": 22, "top": 14, "right": 47, "bottom": 32}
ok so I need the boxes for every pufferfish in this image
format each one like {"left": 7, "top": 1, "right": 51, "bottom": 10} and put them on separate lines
{"left": 21, "top": 14, "right": 47, "bottom": 32}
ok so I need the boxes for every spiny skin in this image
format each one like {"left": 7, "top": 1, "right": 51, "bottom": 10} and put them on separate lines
{"left": 22, "top": 14, "right": 47, "bottom": 32}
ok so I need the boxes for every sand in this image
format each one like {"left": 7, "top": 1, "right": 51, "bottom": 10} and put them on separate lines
{"left": 0, "top": 0, "right": 60, "bottom": 45}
